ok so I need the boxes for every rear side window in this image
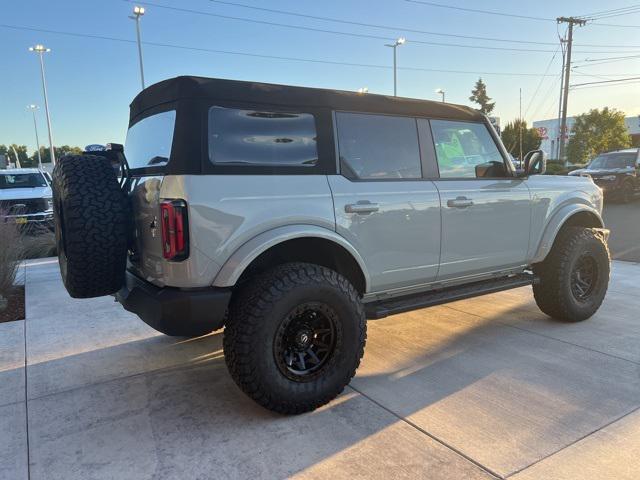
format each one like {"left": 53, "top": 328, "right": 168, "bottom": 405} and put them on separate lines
{"left": 430, "top": 120, "right": 505, "bottom": 178}
{"left": 208, "top": 107, "right": 318, "bottom": 167}
{"left": 336, "top": 112, "right": 421, "bottom": 180}
{"left": 125, "top": 110, "right": 176, "bottom": 169}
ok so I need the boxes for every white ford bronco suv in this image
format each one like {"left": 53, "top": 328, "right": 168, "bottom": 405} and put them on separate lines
{"left": 52, "top": 76, "right": 610, "bottom": 414}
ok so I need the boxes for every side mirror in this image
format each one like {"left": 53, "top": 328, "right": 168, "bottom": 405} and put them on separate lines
{"left": 524, "top": 149, "right": 547, "bottom": 175}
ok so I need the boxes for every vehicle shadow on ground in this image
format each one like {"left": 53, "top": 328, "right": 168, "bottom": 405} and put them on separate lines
{"left": 18, "top": 298, "right": 640, "bottom": 479}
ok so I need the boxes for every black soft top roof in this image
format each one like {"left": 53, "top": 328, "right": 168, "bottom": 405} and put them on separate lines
{"left": 129, "top": 76, "right": 483, "bottom": 124}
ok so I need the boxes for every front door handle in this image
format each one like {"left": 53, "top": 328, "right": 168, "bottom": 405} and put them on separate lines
{"left": 447, "top": 196, "right": 474, "bottom": 208}
{"left": 345, "top": 201, "right": 380, "bottom": 214}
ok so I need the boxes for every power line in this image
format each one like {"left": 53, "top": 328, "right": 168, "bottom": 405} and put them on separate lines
{"left": 405, "top": 0, "right": 640, "bottom": 29}
{"left": 570, "top": 75, "right": 640, "bottom": 87}
{"left": 126, "top": 0, "right": 558, "bottom": 53}
{"left": 125, "top": 0, "right": 640, "bottom": 54}
{"left": 577, "top": 4, "right": 640, "bottom": 19}
{"left": 204, "top": 0, "right": 558, "bottom": 46}
{"left": 524, "top": 46, "right": 561, "bottom": 118}
{"left": 405, "top": 0, "right": 553, "bottom": 21}
{"left": 0, "top": 23, "right": 559, "bottom": 77}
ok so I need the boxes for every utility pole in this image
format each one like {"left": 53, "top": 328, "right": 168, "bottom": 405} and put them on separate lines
{"left": 557, "top": 17, "right": 586, "bottom": 165}
{"left": 519, "top": 87, "right": 523, "bottom": 162}
{"left": 556, "top": 39, "right": 566, "bottom": 160}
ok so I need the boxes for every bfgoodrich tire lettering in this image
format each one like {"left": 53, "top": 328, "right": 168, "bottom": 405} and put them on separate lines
{"left": 223, "top": 263, "right": 366, "bottom": 414}
{"left": 52, "top": 155, "right": 129, "bottom": 298}
{"left": 533, "top": 227, "right": 610, "bottom": 322}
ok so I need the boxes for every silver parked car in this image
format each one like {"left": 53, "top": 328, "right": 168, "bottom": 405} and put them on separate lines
{"left": 52, "top": 77, "right": 610, "bottom": 414}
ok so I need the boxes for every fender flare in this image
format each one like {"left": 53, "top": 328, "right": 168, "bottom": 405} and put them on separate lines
{"left": 212, "top": 225, "right": 370, "bottom": 291}
{"left": 530, "top": 204, "right": 604, "bottom": 264}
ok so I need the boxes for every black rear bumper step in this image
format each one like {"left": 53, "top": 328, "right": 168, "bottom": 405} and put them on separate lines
{"left": 365, "top": 274, "right": 534, "bottom": 319}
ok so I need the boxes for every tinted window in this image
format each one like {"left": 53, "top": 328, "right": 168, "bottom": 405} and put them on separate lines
{"left": 431, "top": 120, "right": 505, "bottom": 178}
{"left": 588, "top": 153, "right": 637, "bottom": 170}
{"left": 0, "top": 173, "right": 47, "bottom": 189}
{"left": 208, "top": 107, "right": 318, "bottom": 167}
{"left": 125, "top": 110, "right": 176, "bottom": 169}
{"left": 336, "top": 112, "right": 421, "bottom": 180}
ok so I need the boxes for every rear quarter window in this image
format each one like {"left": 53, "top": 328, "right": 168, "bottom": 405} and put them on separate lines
{"left": 208, "top": 106, "right": 318, "bottom": 167}
{"left": 125, "top": 110, "right": 176, "bottom": 169}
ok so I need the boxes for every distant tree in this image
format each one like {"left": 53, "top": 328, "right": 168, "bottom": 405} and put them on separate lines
{"left": 469, "top": 78, "right": 495, "bottom": 115}
{"left": 501, "top": 119, "right": 541, "bottom": 158}
{"left": 31, "top": 145, "right": 83, "bottom": 164}
{"left": 0, "top": 144, "right": 30, "bottom": 167}
{"left": 566, "top": 108, "right": 631, "bottom": 164}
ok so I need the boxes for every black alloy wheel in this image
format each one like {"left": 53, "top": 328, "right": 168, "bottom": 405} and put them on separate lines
{"left": 571, "top": 254, "right": 598, "bottom": 301}
{"left": 274, "top": 302, "right": 338, "bottom": 381}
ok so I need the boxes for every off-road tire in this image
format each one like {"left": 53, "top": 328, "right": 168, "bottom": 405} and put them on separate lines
{"left": 52, "top": 155, "right": 129, "bottom": 298}
{"left": 223, "top": 263, "right": 366, "bottom": 414}
{"left": 533, "top": 227, "right": 610, "bottom": 322}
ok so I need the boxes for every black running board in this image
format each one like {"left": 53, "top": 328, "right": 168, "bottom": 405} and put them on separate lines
{"left": 365, "top": 274, "right": 534, "bottom": 319}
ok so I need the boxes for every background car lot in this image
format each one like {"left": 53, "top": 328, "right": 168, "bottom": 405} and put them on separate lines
{"left": 2, "top": 258, "right": 639, "bottom": 480}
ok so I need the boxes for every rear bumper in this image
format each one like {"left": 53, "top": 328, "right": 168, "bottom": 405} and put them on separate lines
{"left": 115, "top": 270, "right": 231, "bottom": 336}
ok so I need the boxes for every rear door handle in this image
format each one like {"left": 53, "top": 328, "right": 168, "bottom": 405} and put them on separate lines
{"left": 345, "top": 201, "right": 380, "bottom": 214}
{"left": 447, "top": 196, "right": 474, "bottom": 208}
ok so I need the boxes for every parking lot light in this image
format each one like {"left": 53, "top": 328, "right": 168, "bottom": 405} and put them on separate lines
{"left": 29, "top": 44, "right": 55, "bottom": 166}
{"left": 384, "top": 37, "right": 406, "bottom": 96}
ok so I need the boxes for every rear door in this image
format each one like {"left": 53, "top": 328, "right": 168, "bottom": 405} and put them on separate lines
{"left": 328, "top": 112, "right": 441, "bottom": 294}
{"left": 428, "top": 119, "right": 531, "bottom": 281}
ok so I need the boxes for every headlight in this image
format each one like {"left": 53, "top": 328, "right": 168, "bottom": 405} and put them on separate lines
{"left": 46, "top": 198, "right": 53, "bottom": 210}
{"left": 600, "top": 175, "right": 617, "bottom": 181}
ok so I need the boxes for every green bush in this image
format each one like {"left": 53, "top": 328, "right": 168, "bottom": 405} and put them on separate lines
{"left": 545, "top": 162, "right": 568, "bottom": 175}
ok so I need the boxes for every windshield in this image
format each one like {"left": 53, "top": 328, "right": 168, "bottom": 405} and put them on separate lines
{"left": 0, "top": 172, "right": 47, "bottom": 189}
{"left": 587, "top": 153, "right": 636, "bottom": 170}
{"left": 124, "top": 110, "right": 176, "bottom": 169}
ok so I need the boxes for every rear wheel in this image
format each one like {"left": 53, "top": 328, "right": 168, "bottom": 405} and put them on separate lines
{"left": 52, "top": 155, "right": 129, "bottom": 298}
{"left": 533, "top": 227, "right": 610, "bottom": 322}
{"left": 223, "top": 263, "right": 366, "bottom": 414}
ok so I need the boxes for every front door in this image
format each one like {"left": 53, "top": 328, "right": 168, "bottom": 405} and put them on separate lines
{"left": 429, "top": 119, "right": 531, "bottom": 281}
{"left": 329, "top": 112, "right": 441, "bottom": 294}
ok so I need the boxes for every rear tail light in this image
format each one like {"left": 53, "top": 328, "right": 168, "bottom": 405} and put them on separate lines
{"left": 160, "top": 200, "right": 189, "bottom": 261}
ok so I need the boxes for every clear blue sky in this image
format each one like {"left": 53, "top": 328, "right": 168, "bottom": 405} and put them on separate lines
{"left": 2, "top": 0, "right": 639, "bottom": 152}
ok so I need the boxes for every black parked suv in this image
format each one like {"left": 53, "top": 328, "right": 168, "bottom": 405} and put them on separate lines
{"left": 569, "top": 148, "right": 640, "bottom": 203}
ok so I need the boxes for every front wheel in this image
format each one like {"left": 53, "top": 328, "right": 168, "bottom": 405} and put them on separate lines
{"left": 223, "top": 263, "right": 366, "bottom": 414}
{"left": 533, "top": 227, "right": 610, "bottom": 322}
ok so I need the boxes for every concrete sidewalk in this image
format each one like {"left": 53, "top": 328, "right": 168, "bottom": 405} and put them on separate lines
{"left": 1, "top": 259, "right": 639, "bottom": 479}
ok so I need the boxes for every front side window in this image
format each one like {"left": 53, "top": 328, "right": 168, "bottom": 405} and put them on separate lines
{"left": 0, "top": 173, "right": 47, "bottom": 189}
{"left": 125, "top": 110, "right": 176, "bottom": 169}
{"left": 208, "top": 107, "right": 318, "bottom": 167}
{"left": 431, "top": 120, "right": 505, "bottom": 178}
{"left": 336, "top": 112, "right": 421, "bottom": 180}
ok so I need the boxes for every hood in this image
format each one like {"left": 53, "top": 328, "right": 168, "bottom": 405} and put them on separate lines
{"left": 0, "top": 186, "right": 52, "bottom": 201}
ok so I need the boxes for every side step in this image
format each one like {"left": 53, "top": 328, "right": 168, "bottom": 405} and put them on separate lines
{"left": 365, "top": 274, "right": 534, "bottom": 319}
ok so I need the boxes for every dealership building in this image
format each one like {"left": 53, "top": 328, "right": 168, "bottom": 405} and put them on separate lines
{"left": 533, "top": 115, "right": 640, "bottom": 159}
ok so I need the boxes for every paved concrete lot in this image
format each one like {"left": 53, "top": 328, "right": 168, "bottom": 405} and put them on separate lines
{"left": 603, "top": 199, "right": 640, "bottom": 262}
{"left": 1, "top": 259, "right": 639, "bottom": 479}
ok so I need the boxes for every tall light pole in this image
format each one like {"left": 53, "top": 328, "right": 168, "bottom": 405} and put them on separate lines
{"left": 29, "top": 44, "right": 55, "bottom": 166}
{"left": 27, "top": 104, "right": 43, "bottom": 169}
{"left": 384, "top": 37, "right": 405, "bottom": 96}
{"left": 435, "top": 88, "right": 445, "bottom": 103}
{"left": 130, "top": 6, "right": 146, "bottom": 90}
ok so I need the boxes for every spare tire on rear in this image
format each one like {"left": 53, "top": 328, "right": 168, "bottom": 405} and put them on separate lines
{"left": 52, "top": 155, "right": 129, "bottom": 298}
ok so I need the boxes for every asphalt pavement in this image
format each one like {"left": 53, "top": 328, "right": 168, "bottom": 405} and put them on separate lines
{"left": 603, "top": 198, "right": 640, "bottom": 262}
